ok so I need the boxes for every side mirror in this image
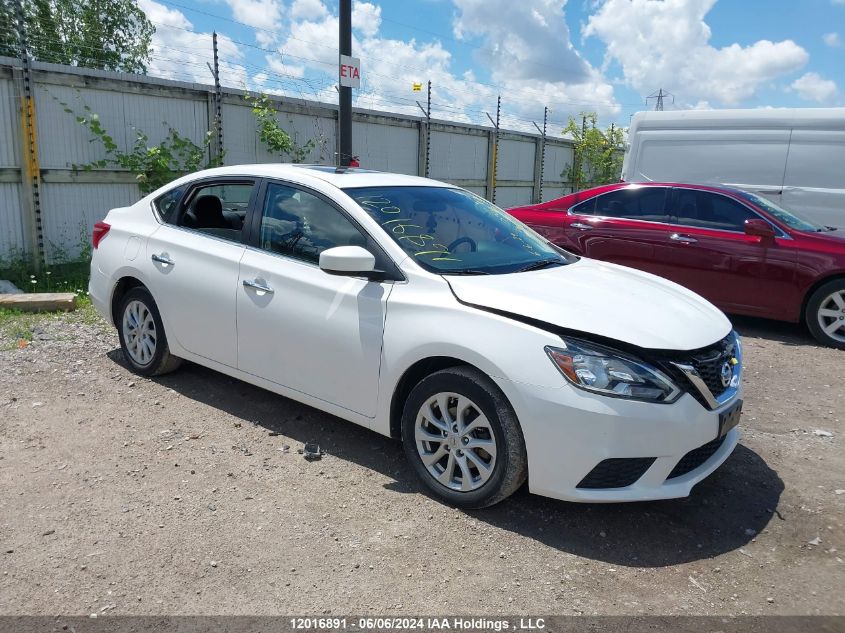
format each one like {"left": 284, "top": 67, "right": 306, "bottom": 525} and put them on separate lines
{"left": 319, "top": 246, "right": 377, "bottom": 277}
{"left": 744, "top": 218, "right": 776, "bottom": 239}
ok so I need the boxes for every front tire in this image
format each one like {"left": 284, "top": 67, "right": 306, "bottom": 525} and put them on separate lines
{"left": 117, "top": 287, "right": 182, "bottom": 376}
{"left": 806, "top": 279, "right": 845, "bottom": 349}
{"left": 401, "top": 367, "right": 527, "bottom": 509}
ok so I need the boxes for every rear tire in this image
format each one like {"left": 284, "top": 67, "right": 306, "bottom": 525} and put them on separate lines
{"left": 805, "top": 279, "right": 845, "bottom": 350}
{"left": 401, "top": 366, "right": 527, "bottom": 509}
{"left": 116, "top": 287, "right": 182, "bottom": 376}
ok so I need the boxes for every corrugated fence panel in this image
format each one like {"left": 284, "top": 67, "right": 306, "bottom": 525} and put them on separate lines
{"left": 221, "top": 102, "right": 263, "bottom": 164}
{"left": 429, "top": 130, "right": 488, "bottom": 181}
{"left": 222, "top": 102, "right": 336, "bottom": 166}
{"left": 542, "top": 187, "right": 567, "bottom": 201}
{"left": 496, "top": 187, "right": 533, "bottom": 209}
{"left": 0, "top": 76, "right": 20, "bottom": 167}
{"left": 0, "top": 183, "right": 25, "bottom": 259}
{"left": 353, "top": 121, "right": 418, "bottom": 175}
{"left": 498, "top": 138, "right": 536, "bottom": 182}
{"left": 41, "top": 183, "right": 139, "bottom": 262}
{"left": 545, "top": 142, "right": 573, "bottom": 186}
{"left": 35, "top": 83, "right": 209, "bottom": 168}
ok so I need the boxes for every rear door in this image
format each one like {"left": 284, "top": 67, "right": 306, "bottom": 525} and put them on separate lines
{"left": 145, "top": 179, "right": 258, "bottom": 368}
{"left": 661, "top": 188, "right": 798, "bottom": 319}
{"left": 564, "top": 186, "right": 672, "bottom": 276}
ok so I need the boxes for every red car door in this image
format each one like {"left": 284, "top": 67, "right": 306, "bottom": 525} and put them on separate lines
{"left": 562, "top": 186, "right": 672, "bottom": 276}
{"left": 660, "top": 188, "right": 799, "bottom": 319}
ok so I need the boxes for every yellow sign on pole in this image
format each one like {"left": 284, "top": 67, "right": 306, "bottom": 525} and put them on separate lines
{"left": 412, "top": 82, "right": 422, "bottom": 92}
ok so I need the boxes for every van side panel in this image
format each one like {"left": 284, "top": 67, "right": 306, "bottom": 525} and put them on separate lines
{"left": 631, "top": 129, "right": 790, "bottom": 201}
{"left": 782, "top": 130, "right": 845, "bottom": 229}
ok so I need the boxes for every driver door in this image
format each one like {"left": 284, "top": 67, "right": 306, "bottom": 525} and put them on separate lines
{"left": 236, "top": 180, "right": 394, "bottom": 418}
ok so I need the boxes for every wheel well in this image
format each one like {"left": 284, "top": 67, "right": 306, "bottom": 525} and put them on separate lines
{"left": 800, "top": 273, "right": 845, "bottom": 323}
{"left": 110, "top": 276, "right": 146, "bottom": 324}
{"left": 389, "top": 357, "right": 471, "bottom": 439}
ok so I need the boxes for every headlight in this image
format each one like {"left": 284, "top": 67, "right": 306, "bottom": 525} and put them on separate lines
{"left": 545, "top": 338, "right": 681, "bottom": 403}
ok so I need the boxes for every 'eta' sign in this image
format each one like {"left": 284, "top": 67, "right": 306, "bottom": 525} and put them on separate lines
{"left": 339, "top": 54, "right": 361, "bottom": 88}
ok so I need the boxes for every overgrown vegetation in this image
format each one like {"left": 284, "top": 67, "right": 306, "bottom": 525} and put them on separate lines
{"left": 0, "top": 0, "right": 154, "bottom": 74}
{"left": 60, "top": 101, "right": 223, "bottom": 194}
{"left": 247, "top": 93, "right": 319, "bottom": 163}
{"left": 561, "top": 112, "right": 625, "bottom": 191}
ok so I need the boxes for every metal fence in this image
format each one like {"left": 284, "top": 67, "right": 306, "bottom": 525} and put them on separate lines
{"left": 0, "top": 56, "right": 577, "bottom": 265}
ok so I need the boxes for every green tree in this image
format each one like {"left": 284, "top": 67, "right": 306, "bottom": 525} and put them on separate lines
{"left": 0, "top": 0, "right": 154, "bottom": 74}
{"left": 561, "top": 112, "right": 625, "bottom": 191}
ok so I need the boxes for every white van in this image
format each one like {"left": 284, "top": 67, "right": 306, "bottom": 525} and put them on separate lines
{"left": 622, "top": 108, "right": 845, "bottom": 228}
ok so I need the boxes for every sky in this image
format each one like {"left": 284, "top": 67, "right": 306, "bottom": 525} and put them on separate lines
{"left": 135, "top": 0, "right": 845, "bottom": 132}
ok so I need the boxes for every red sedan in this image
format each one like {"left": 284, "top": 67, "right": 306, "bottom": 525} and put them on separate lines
{"left": 508, "top": 183, "right": 845, "bottom": 348}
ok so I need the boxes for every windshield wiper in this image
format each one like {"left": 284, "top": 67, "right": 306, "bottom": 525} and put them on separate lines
{"left": 441, "top": 269, "right": 491, "bottom": 276}
{"left": 515, "top": 258, "right": 563, "bottom": 273}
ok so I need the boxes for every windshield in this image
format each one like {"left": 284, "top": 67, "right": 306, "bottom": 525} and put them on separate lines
{"left": 736, "top": 191, "right": 827, "bottom": 232}
{"left": 344, "top": 186, "right": 570, "bottom": 274}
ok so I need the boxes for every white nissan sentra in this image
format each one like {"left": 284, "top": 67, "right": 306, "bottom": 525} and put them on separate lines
{"left": 89, "top": 164, "right": 743, "bottom": 508}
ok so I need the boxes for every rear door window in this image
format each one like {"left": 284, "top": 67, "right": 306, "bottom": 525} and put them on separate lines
{"left": 175, "top": 181, "right": 256, "bottom": 242}
{"left": 581, "top": 187, "right": 668, "bottom": 222}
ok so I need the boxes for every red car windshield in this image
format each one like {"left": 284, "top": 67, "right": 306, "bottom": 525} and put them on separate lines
{"left": 735, "top": 191, "right": 827, "bottom": 233}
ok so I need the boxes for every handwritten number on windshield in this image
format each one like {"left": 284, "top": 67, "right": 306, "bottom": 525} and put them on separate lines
{"left": 357, "top": 197, "right": 461, "bottom": 262}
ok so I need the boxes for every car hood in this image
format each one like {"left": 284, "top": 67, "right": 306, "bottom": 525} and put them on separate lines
{"left": 445, "top": 258, "right": 732, "bottom": 352}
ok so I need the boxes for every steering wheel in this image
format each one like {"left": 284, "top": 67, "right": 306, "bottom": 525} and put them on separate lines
{"left": 447, "top": 236, "right": 477, "bottom": 253}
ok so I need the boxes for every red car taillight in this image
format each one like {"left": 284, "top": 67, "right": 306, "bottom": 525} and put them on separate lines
{"left": 92, "top": 221, "right": 111, "bottom": 249}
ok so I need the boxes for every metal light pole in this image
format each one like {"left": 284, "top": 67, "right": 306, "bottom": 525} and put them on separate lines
{"left": 338, "top": 0, "right": 352, "bottom": 167}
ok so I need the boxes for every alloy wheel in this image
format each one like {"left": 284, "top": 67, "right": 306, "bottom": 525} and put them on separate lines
{"left": 122, "top": 299, "right": 157, "bottom": 366}
{"left": 414, "top": 392, "right": 497, "bottom": 492}
{"left": 817, "top": 290, "right": 845, "bottom": 344}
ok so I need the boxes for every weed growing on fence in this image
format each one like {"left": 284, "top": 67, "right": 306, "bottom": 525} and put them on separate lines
{"left": 246, "top": 93, "right": 318, "bottom": 163}
{"left": 58, "top": 99, "right": 224, "bottom": 194}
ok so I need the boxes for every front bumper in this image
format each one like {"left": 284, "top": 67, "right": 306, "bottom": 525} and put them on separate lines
{"left": 495, "top": 377, "right": 741, "bottom": 503}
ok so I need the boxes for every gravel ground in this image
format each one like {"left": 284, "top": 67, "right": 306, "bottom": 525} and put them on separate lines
{"left": 0, "top": 306, "right": 843, "bottom": 616}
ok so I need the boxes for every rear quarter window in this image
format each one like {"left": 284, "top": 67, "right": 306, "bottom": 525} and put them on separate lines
{"left": 153, "top": 186, "right": 185, "bottom": 223}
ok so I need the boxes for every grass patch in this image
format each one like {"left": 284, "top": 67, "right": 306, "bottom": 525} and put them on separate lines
{"left": 0, "top": 308, "right": 42, "bottom": 351}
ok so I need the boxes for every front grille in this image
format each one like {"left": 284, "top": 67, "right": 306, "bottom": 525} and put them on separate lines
{"left": 657, "top": 334, "right": 738, "bottom": 408}
{"left": 691, "top": 352, "right": 730, "bottom": 400}
{"left": 577, "top": 457, "right": 656, "bottom": 489}
{"left": 666, "top": 435, "right": 726, "bottom": 480}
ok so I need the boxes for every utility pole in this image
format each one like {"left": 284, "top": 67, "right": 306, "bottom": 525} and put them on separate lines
{"left": 338, "top": 0, "right": 352, "bottom": 167}
{"left": 415, "top": 80, "right": 432, "bottom": 178}
{"left": 647, "top": 88, "right": 673, "bottom": 111}
{"left": 15, "top": 0, "right": 44, "bottom": 271}
{"left": 532, "top": 106, "right": 548, "bottom": 203}
{"left": 211, "top": 31, "right": 223, "bottom": 164}
{"left": 485, "top": 95, "right": 501, "bottom": 204}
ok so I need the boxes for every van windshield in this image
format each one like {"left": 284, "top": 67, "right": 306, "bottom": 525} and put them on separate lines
{"left": 736, "top": 191, "right": 827, "bottom": 233}
{"left": 344, "top": 186, "right": 572, "bottom": 274}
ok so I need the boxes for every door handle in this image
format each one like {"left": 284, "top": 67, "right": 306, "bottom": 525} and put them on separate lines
{"left": 242, "top": 278, "right": 274, "bottom": 294}
{"left": 670, "top": 233, "right": 697, "bottom": 244}
{"left": 151, "top": 253, "right": 175, "bottom": 266}
{"left": 571, "top": 222, "right": 594, "bottom": 230}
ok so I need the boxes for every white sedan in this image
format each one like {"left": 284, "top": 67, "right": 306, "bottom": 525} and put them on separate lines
{"left": 89, "top": 165, "right": 743, "bottom": 508}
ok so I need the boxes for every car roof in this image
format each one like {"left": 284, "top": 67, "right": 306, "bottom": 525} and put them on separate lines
{"left": 178, "top": 164, "right": 454, "bottom": 190}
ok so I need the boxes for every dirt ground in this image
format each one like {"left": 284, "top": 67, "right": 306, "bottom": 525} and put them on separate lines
{"left": 0, "top": 305, "right": 843, "bottom": 616}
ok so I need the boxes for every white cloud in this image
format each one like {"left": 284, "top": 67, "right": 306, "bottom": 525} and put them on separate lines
{"left": 222, "top": 0, "right": 282, "bottom": 34}
{"left": 790, "top": 72, "right": 838, "bottom": 103}
{"left": 823, "top": 32, "right": 841, "bottom": 47}
{"left": 139, "top": 0, "right": 248, "bottom": 87}
{"left": 585, "top": 0, "right": 808, "bottom": 105}
{"left": 451, "top": 0, "right": 619, "bottom": 120}
{"left": 290, "top": 0, "right": 329, "bottom": 21}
